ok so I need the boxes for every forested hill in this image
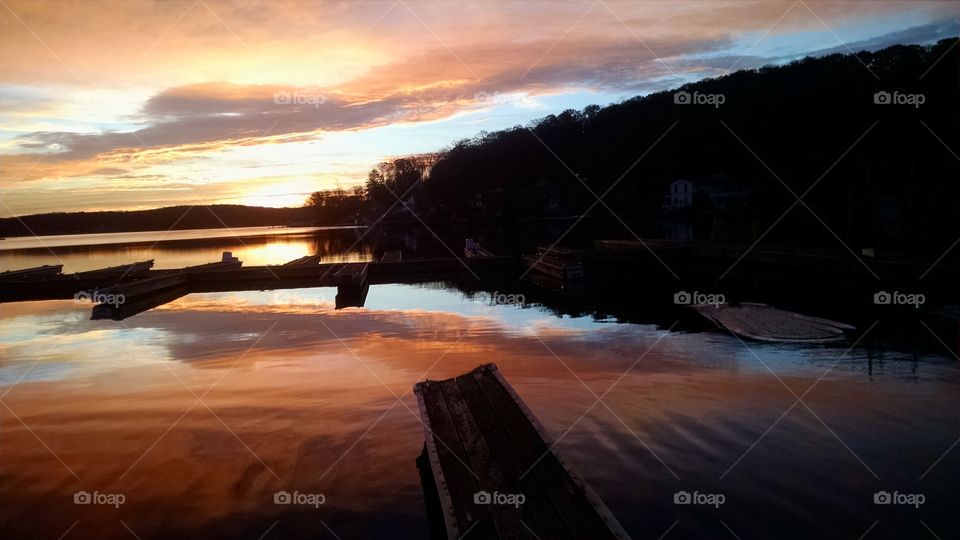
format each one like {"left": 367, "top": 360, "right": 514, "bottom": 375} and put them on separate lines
{"left": 0, "top": 205, "right": 314, "bottom": 237}
{"left": 363, "top": 38, "right": 960, "bottom": 257}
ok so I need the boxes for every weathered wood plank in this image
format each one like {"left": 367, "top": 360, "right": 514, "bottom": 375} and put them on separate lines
{"left": 416, "top": 364, "right": 630, "bottom": 539}
{"left": 438, "top": 379, "right": 525, "bottom": 540}
{"left": 420, "top": 381, "right": 496, "bottom": 538}
{"left": 455, "top": 372, "right": 572, "bottom": 539}
{"left": 470, "top": 366, "right": 625, "bottom": 539}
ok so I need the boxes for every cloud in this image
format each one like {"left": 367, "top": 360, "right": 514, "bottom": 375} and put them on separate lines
{"left": 9, "top": 32, "right": 735, "bottom": 163}
{"left": 1, "top": 0, "right": 957, "bottom": 215}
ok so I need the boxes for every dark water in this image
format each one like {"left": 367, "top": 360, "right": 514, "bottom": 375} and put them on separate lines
{"left": 1, "top": 228, "right": 958, "bottom": 539}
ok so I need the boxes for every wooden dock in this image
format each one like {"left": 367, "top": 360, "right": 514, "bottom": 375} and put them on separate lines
{"left": 414, "top": 364, "right": 630, "bottom": 540}
{"left": 333, "top": 262, "right": 370, "bottom": 308}
{"left": 0, "top": 255, "right": 521, "bottom": 303}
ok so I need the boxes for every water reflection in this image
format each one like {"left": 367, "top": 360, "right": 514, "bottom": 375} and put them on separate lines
{"left": 0, "top": 226, "right": 373, "bottom": 272}
{"left": 1, "top": 284, "right": 959, "bottom": 538}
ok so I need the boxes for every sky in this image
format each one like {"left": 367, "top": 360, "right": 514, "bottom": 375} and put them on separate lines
{"left": 0, "top": 0, "right": 957, "bottom": 217}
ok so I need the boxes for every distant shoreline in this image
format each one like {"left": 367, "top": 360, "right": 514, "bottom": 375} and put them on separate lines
{"left": 0, "top": 204, "right": 321, "bottom": 238}
{"left": 0, "top": 225, "right": 368, "bottom": 252}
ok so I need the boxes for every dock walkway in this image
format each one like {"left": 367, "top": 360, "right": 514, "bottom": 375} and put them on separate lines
{"left": 414, "top": 363, "right": 629, "bottom": 540}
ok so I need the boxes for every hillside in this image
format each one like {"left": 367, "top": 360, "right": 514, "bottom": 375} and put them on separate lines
{"left": 0, "top": 205, "right": 314, "bottom": 237}
{"left": 364, "top": 38, "right": 960, "bottom": 258}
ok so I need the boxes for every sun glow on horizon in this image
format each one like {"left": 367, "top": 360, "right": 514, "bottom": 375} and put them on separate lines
{"left": 0, "top": 0, "right": 956, "bottom": 216}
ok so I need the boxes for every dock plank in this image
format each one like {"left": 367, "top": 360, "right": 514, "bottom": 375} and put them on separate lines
{"left": 415, "top": 364, "right": 629, "bottom": 539}
{"left": 455, "top": 372, "right": 572, "bottom": 539}
{"left": 438, "top": 379, "right": 525, "bottom": 539}
{"left": 470, "top": 367, "right": 624, "bottom": 540}
{"left": 420, "top": 381, "right": 496, "bottom": 538}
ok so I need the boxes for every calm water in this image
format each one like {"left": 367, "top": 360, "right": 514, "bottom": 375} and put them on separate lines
{"left": 1, "top": 229, "right": 959, "bottom": 539}
{"left": 0, "top": 226, "right": 371, "bottom": 271}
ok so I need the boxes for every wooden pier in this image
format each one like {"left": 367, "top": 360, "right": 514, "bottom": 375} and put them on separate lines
{"left": 0, "top": 253, "right": 524, "bottom": 319}
{"left": 414, "top": 363, "right": 630, "bottom": 540}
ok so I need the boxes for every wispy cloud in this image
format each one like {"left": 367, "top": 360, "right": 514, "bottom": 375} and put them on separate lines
{"left": 0, "top": 0, "right": 956, "bottom": 215}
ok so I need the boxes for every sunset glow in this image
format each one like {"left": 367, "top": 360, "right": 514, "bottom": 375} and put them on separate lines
{"left": 1, "top": 0, "right": 957, "bottom": 216}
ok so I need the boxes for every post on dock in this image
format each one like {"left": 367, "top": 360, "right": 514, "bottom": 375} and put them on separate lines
{"left": 334, "top": 262, "right": 370, "bottom": 309}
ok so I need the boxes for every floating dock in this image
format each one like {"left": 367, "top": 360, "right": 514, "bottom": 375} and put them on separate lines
{"left": 414, "top": 363, "right": 630, "bottom": 540}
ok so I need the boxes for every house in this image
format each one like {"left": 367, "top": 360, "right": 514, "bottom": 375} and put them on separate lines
{"left": 663, "top": 176, "right": 751, "bottom": 210}
{"left": 664, "top": 179, "right": 694, "bottom": 209}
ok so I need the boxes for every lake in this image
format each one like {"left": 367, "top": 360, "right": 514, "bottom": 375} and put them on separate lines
{"left": 1, "top": 227, "right": 958, "bottom": 539}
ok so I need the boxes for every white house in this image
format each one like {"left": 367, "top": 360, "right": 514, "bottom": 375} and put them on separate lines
{"left": 664, "top": 179, "right": 694, "bottom": 209}
{"left": 663, "top": 177, "right": 751, "bottom": 210}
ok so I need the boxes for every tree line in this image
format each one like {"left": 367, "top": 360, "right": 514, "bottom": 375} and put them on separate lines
{"left": 305, "top": 38, "right": 959, "bottom": 258}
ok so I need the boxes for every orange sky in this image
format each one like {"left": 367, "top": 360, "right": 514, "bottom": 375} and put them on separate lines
{"left": 0, "top": 0, "right": 957, "bottom": 216}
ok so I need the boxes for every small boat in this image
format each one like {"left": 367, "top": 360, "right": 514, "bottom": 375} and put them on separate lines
{"left": 525, "top": 246, "right": 585, "bottom": 280}
{"left": 182, "top": 252, "right": 243, "bottom": 273}
{"left": 0, "top": 264, "right": 64, "bottom": 280}
{"left": 595, "top": 238, "right": 689, "bottom": 252}
{"left": 281, "top": 255, "right": 321, "bottom": 266}
{"left": 74, "top": 259, "right": 154, "bottom": 277}
{"left": 523, "top": 254, "right": 584, "bottom": 280}
{"left": 693, "top": 302, "right": 855, "bottom": 343}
